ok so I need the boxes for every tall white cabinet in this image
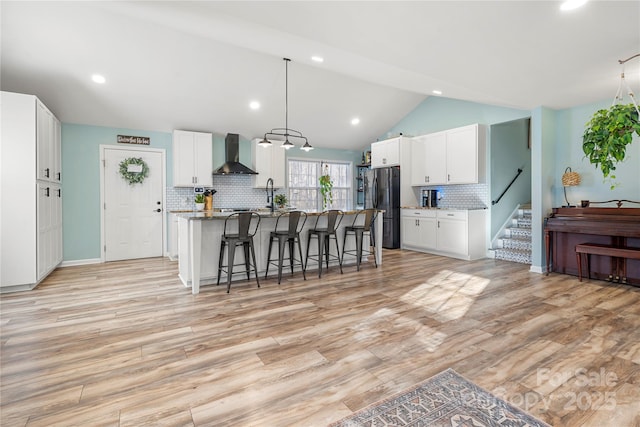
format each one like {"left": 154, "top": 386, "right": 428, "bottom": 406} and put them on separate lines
{"left": 1, "top": 91, "right": 63, "bottom": 291}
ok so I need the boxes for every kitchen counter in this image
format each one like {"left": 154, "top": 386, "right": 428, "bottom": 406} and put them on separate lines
{"left": 175, "top": 208, "right": 377, "bottom": 220}
{"left": 178, "top": 209, "right": 384, "bottom": 294}
{"left": 400, "top": 206, "right": 487, "bottom": 210}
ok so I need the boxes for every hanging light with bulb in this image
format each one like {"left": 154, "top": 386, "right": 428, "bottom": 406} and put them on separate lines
{"left": 259, "top": 58, "right": 313, "bottom": 152}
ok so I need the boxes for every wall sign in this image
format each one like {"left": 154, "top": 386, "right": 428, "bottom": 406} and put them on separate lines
{"left": 117, "top": 135, "right": 150, "bottom": 145}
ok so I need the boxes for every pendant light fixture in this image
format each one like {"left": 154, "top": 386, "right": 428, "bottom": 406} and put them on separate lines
{"left": 259, "top": 58, "right": 313, "bottom": 151}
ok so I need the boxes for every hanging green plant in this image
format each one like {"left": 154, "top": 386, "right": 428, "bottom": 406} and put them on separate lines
{"left": 119, "top": 157, "right": 149, "bottom": 185}
{"left": 319, "top": 164, "right": 333, "bottom": 210}
{"left": 582, "top": 103, "right": 640, "bottom": 186}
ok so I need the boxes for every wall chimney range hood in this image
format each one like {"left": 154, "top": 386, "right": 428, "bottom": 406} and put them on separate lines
{"left": 212, "top": 133, "right": 258, "bottom": 175}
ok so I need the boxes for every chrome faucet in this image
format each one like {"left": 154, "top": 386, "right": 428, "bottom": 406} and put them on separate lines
{"left": 266, "top": 178, "right": 274, "bottom": 213}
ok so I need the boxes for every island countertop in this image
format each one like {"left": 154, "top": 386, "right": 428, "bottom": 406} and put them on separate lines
{"left": 177, "top": 209, "right": 384, "bottom": 294}
{"left": 174, "top": 209, "right": 382, "bottom": 220}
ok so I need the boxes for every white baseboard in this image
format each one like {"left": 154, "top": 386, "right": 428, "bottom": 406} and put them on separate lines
{"left": 529, "top": 265, "right": 545, "bottom": 274}
{"left": 60, "top": 258, "right": 102, "bottom": 267}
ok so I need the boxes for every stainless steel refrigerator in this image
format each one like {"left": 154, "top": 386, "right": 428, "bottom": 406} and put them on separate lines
{"left": 364, "top": 166, "right": 400, "bottom": 249}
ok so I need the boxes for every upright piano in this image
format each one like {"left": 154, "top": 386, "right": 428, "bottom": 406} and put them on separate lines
{"left": 545, "top": 207, "right": 640, "bottom": 286}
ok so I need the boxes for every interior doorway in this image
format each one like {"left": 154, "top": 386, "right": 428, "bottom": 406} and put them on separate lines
{"left": 101, "top": 145, "right": 166, "bottom": 262}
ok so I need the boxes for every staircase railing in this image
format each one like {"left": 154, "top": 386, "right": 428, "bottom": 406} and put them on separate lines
{"left": 492, "top": 168, "right": 523, "bottom": 206}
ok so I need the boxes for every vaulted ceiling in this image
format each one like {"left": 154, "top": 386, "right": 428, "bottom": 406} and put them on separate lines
{"left": 2, "top": 1, "right": 639, "bottom": 150}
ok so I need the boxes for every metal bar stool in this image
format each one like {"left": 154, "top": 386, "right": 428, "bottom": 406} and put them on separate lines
{"left": 341, "top": 209, "right": 378, "bottom": 271}
{"left": 305, "top": 210, "right": 344, "bottom": 278}
{"left": 265, "top": 210, "right": 307, "bottom": 284}
{"left": 216, "top": 212, "right": 261, "bottom": 293}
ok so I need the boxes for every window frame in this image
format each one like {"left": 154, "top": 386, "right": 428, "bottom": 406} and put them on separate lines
{"left": 287, "top": 157, "right": 353, "bottom": 211}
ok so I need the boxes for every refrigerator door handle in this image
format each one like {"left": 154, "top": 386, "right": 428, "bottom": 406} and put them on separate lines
{"left": 372, "top": 175, "right": 378, "bottom": 209}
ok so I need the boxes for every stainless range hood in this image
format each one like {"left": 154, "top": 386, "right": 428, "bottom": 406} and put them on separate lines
{"left": 212, "top": 133, "right": 258, "bottom": 175}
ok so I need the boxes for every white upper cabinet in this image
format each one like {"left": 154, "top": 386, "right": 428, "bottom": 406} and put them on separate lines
{"left": 371, "top": 136, "right": 403, "bottom": 168}
{"left": 36, "top": 100, "right": 62, "bottom": 182}
{"left": 411, "top": 132, "right": 446, "bottom": 185}
{"left": 172, "top": 130, "right": 213, "bottom": 187}
{"left": 411, "top": 124, "right": 486, "bottom": 186}
{"left": 251, "top": 138, "right": 286, "bottom": 188}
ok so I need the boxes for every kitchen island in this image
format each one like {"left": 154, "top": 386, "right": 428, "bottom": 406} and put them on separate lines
{"left": 176, "top": 210, "right": 383, "bottom": 294}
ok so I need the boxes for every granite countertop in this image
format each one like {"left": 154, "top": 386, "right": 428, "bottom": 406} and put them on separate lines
{"left": 174, "top": 208, "right": 380, "bottom": 220}
{"left": 401, "top": 206, "right": 487, "bottom": 211}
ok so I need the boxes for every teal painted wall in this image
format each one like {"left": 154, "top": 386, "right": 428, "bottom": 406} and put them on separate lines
{"left": 61, "top": 124, "right": 172, "bottom": 261}
{"left": 61, "top": 124, "right": 360, "bottom": 262}
{"left": 554, "top": 100, "right": 640, "bottom": 206}
{"left": 490, "top": 118, "right": 531, "bottom": 238}
{"left": 381, "top": 96, "right": 530, "bottom": 139}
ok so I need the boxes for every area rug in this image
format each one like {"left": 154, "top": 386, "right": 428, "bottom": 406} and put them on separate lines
{"left": 330, "top": 368, "right": 550, "bottom": 427}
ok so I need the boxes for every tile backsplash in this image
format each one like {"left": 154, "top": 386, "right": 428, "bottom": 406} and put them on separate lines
{"left": 166, "top": 175, "right": 285, "bottom": 211}
{"left": 420, "top": 183, "right": 489, "bottom": 209}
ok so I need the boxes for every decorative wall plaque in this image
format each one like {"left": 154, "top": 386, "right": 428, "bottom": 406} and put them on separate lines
{"left": 117, "top": 135, "right": 150, "bottom": 145}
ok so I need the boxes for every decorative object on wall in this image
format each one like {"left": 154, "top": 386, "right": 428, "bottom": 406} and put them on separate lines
{"left": 583, "top": 53, "right": 640, "bottom": 188}
{"left": 117, "top": 135, "right": 150, "bottom": 145}
{"left": 118, "top": 157, "right": 149, "bottom": 185}
{"left": 319, "top": 164, "right": 333, "bottom": 210}
{"left": 259, "top": 58, "right": 313, "bottom": 152}
{"left": 561, "top": 166, "right": 581, "bottom": 207}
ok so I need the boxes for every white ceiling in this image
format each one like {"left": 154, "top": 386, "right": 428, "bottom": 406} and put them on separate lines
{"left": 2, "top": 1, "right": 639, "bottom": 151}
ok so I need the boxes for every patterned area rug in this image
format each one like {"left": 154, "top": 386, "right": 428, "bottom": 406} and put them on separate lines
{"left": 330, "top": 369, "right": 550, "bottom": 427}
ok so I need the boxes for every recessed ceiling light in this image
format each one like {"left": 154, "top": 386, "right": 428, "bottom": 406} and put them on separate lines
{"left": 92, "top": 74, "right": 106, "bottom": 84}
{"left": 311, "top": 56, "right": 324, "bottom": 63}
{"left": 249, "top": 100, "right": 260, "bottom": 110}
{"left": 432, "top": 90, "right": 443, "bottom": 95}
{"left": 351, "top": 118, "right": 360, "bottom": 125}
{"left": 560, "top": 0, "right": 587, "bottom": 11}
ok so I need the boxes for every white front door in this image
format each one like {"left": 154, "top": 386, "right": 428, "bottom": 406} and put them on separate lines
{"left": 103, "top": 147, "right": 164, "bottom": 262}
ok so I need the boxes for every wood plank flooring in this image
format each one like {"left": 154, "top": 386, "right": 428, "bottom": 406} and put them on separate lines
{"left": 1, "top": 250, "right": 639, "bottom": 426}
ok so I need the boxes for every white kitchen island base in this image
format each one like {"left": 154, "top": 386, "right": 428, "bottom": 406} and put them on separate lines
{"left": 177, "top": 211, "right": 383, "bottom": 294}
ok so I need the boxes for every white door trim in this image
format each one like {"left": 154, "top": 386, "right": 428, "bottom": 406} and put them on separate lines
{"left": 100, "top": 145, "right": 167, "bottom": 262}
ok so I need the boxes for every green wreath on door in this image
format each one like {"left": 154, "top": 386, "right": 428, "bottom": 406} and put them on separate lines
{"left": 119, "top": 157, "right": 149, "bottom": 185}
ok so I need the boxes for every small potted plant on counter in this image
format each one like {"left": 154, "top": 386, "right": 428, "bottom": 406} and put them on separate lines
{"left": 194, "top": 194, "right": 205, "bottom": 211}
{"left": 274, "top": 194, "right": 288, "bottom": 209}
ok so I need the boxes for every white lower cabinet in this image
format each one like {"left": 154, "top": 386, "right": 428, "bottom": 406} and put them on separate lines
{"left": 401, "top": 209, "right": 486, "bottom": 260}
{"left": 401, "top": 210, "right": 437, "bottom": 250}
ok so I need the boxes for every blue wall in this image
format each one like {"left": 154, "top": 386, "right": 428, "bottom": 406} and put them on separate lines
{"left": 62, "top": 124, "right": 172, "bottom": 261}
{"left": 381, "top": 96, "right": 530, "bottom": 139}
{"left": 61, "top": 124, "right": 361, "bottom": 262}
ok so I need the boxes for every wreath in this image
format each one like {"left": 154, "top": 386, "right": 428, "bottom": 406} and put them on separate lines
{"left": 119, "top": 157, "right": 149, "bottom": 185}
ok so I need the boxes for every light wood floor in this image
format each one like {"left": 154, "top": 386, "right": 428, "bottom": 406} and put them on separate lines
{"left": 1, "top": 250, "right": 639, "bottom": 427}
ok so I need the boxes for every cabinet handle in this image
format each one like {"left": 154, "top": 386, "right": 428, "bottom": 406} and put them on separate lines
{"left": 45, "top": 187, "right": 50, "bottom": 197}
{"left": 57, "top": 189, "right": 61, "bottom": 197}
{"left": 426, "top": 176, "right": 429, "bottom": 183}
{"left": 437, "top": 221, "right": 440, "bottom": 228}
{"left": 57, "top": 172, "right": 61, "bottom": 181}
{"left": 45, "top": 168, "right": 50, "bottom": 178}
{"left": 447, "top": 174, "right": 450, "bottom": 182}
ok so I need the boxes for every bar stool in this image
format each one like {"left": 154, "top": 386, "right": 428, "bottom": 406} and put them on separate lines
{"left": 305, "top": 210, "right": 344, "bottom": 278}
{"left": 265, "top": 210, "right": 307, "bottom": 284}
{"left": 216, "top": 212, "right": 261, "bottom": 293}
{"left": 342, "top": 209, "right": 378, "bottom": 271}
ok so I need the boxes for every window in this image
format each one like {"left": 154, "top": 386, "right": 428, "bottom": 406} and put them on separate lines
{"left": 288, "top": 159, "right": 352, "bottom": 211}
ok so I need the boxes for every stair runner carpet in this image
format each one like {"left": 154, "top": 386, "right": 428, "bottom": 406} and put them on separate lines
{"left": 495, "top": 208, "right": 532, "bottom": 264}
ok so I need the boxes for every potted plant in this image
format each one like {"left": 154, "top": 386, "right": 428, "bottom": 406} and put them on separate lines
{"left": 583, "top": 103, "right": 640, "bottom": 188}
{"left": 319, "top": 165, "right": 333, "bottom": 210}
{"left": 274, "top": 194, "right": 288, "bottom": 209}
{"left": 194, "top": 194, "right": 205, "bottom": 211}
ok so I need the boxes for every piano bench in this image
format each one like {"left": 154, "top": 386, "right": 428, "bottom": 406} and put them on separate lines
{"left": 575, "top": 243, "right": 640, "bottom": 283}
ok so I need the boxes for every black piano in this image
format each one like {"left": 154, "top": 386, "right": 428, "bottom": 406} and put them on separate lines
{"left": 545, "top": 207, "right": 640, "bottom": 286}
